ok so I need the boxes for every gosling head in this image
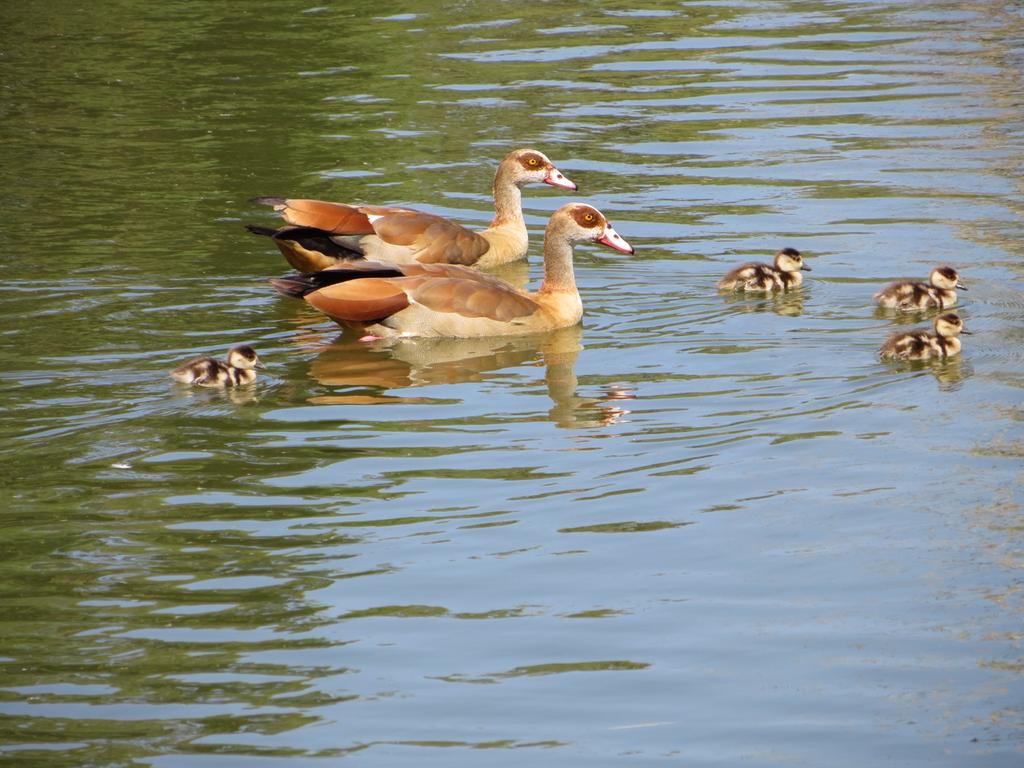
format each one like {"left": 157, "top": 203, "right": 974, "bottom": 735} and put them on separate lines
{"left": 226, "top": 345, "right": 265, "bottom": 370}
{"left": 502, "top": 148, "right": 577, "bottom": 191}
{"left": 933, "top": 313, "right": 969, "bottom": 337}
{"left": 930, "top": 266, "right": 965, "bottom": 291}
{"left": 775, "top": 247, "right": 810, "bottom": 273}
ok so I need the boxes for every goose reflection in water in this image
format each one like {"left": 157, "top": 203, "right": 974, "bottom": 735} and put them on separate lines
{"left": 880, "top": 346, "right": 972, "bottom": 391}
{"left": 169, "top": 380, "right": 261, "bottom": 406}
{"left": 718, "top": 288, "right": 805, "bottom": 317}
{"left": 294, "top": 324, "right": 632, "bottom": 428}
{"left": 872, "top": 304, "right": 947, "bottom": 325}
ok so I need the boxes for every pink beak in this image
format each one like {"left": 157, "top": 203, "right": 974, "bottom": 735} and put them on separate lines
{"left": 597, "top": 224, "right": 634, "bottom": 254}
{"left": 544, "top": 166, "right": 578, "bottom": 191}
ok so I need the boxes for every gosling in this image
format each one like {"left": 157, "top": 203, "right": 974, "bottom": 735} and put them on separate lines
{"left": 170, "top": 345, "right": 264, "bottom": 387}
{"left": 879, "top": 313, "right": 970, "bottom": 361}
{"left": 874, "top": 266, "right": 965, "bottom": 310}
{"left": 717, "top": 247, "right": 810, "bottom": 292}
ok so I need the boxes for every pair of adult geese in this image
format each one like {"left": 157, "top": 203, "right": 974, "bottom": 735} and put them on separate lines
{"left": 172, "top": 148, "right": 969, "bottom": 386}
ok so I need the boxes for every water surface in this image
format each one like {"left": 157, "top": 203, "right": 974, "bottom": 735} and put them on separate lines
{"left": 1, "top": 1, "right": 1022, "bottom": 766}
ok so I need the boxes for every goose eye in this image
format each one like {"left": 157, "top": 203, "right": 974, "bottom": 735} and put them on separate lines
{"left": 527, "top": 157, "right": 539, "bottom": 166}
{"left": 583, "top": 213, "right": 595, "bottom": 222}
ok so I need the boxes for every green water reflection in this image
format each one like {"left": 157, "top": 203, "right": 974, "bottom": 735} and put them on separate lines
{"left": 2, "top": 1, "right": 1023, "bottom": 766}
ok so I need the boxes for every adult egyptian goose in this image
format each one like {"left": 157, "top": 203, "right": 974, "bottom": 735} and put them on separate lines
{"left": 170, "top": 345, "right": 265, "bottom": 387}
{"left": 879, "top": 313, "right": 970, "bottom": 361}
{"left": 874, "top": 266, "right": 965, "bottom": 311}
{"left": 717, "top": 247, "right": 811, "bottom": 292}
{"left": 270, "top": 203, "right": 633, "bottom": 339}
{"left": 248, "top": 148, "right": 577, "bottom": 272}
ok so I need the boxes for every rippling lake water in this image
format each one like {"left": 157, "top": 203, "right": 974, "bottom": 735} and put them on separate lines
{"left": 1, "top": 1, "right": 1022, "bottom": 765}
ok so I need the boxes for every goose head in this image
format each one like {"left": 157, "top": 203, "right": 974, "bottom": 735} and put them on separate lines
{"left": 934, "top": 313, "right": 969, "bottom": 337}
{"left": 226, "top": 345, "right": 265, "bottom": 370}
{"left": 930, "top": 266, "right": 965, "bottom": 291}
{"left": 501, "top": 148, "right": 577, "bottom": 191}
{"left": 549, "top": 203, "right": 634, "bottom": 254}
{"left": 775, "top": 247, "right": 810, "bottom": 273}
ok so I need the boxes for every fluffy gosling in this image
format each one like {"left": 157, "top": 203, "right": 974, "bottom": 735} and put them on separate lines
{"left": 717, "top": 247, "right": 810, "bottom": 292}
{"left": 879, "top": 313, "right": 970, "bottom": 361}
{"left": 874, "top": 266, "right": 965, "bottom": 311}
{"left": 170, "top": 345, "right": 264, "bottom": 387}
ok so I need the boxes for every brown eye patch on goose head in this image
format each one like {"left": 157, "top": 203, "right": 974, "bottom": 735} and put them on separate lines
{"left": 518, "top": 151, "right": 547, "bottom": 170}
{"left": 570, "top": 205, "right": 604, "bottom": 228}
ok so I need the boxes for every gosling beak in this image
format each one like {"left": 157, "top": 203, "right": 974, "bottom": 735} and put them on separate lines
{"left": 255, "top": 360, "right": 268, "bottom": 370}
{"left": 544, "top": 166, "right": 578, "bottom": 191}
{"left": 597, "top": 224, "right": 634, "bottom": 255}
{"left": 801, "top": 264, "right": 812, "bottom": 271}
{"left": 959, "top": 328, "right": 972, "bottom": 335}
{"left": 956, "top": 282, "right": 967, "bottom": 290}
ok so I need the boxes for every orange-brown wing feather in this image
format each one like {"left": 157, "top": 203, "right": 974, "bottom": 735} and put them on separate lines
{"left": 270, "top": 238, "right": 344, "bottom": 273}
{"left": 293, "top": 262, "right": 536, "bottom": 324}
{"left": 261, "top": 200, "right": 491, "bottom": 266}
{"left": 306, "top": 279, "right": 411, "bottom": 323}
{"left": 268, "top": 199, "right": 379, "bottom": 235}
{"left": 405, "top": 278, "right": 538, "bottom": 321}
{"left": 394, "top": 261, "right": 510, "bottom": 286}
{"left": 371, "top": 213, "right": 491, "bottom": 265}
